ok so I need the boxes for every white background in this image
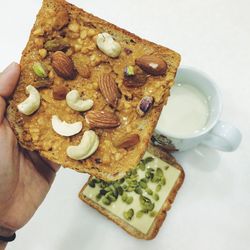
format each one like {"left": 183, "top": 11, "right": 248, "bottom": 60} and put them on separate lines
{"left": 1, "top": 0, "right": 250, "bottom": 249}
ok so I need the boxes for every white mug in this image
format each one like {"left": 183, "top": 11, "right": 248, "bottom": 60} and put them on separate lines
{"left": 153, "top": 67, "right": 242, "bottom": 152}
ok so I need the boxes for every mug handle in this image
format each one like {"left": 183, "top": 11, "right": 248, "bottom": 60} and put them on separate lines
{"left": 202, "top": 121, "right": 242, "bottom": 152}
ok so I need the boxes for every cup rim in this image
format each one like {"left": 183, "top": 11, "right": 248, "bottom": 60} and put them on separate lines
{"left": 156, "top": 66, "right": 223, "bottom": 140}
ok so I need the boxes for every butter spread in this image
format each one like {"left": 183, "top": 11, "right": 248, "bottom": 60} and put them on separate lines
{"left": 82, "top": 151, "right": 181, "bottom": 234}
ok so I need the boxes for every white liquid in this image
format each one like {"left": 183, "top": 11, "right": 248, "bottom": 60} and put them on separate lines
{"left": 158, "top": 83, "right": 209, "bottom": 137}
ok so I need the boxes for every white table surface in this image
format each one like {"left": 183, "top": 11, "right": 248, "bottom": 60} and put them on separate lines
{"left": 1, "top": 0, "right": 250, "bottom": 249}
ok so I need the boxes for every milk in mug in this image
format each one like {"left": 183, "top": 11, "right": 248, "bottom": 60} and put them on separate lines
{"left": 158, "top": 83, "right": 209, "bottom": 138}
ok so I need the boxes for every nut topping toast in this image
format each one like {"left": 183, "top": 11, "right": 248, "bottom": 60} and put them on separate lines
{"left": 79, "top": 144, "right": 185, "bottom": 239}
{"left": 7, "top": 0, "right": 181, "bottom": 181}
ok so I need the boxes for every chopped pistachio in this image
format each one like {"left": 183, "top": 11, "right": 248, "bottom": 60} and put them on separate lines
{"left": 149, "top": 211, "right": 157, "bottom": 217}
{"left": 156, "top": 184, "right": 162, "bottom": 192}
{"left": 122, "top": 184, "right": 128, "bottom": 191}
{"left": 164, "top": 165, "right": 169, "bottom": 170}
{"left": 161, "top": 177, "right": 166, "bottom": 185}
{"left": 102, "top": 197, "right": 111, "bottom": 205}
{"left": 117, "top": 186, "right": 123, "bottom": 195}
{"left": 151, "top": 175, "right": 161, "bottom": 183}
{"left": 141, "top": 177, "right": 149, "bottom": 183}
{"left": 44, "top": 38, "right": 69, "bottom": 52}
{"left": 142, "top": 157, "right": 154, "bottom": 165}
{"left": 96, "top": 193, "right": 102, "bottom": 201}
{"left": 138, "top": 162, "right": 145, "bottom": 171}
{"left": 139, "top": 180, "right": 147, "bottom": 189}
{"left": 139, "top": 195, "right": 155, "bottom": 211}
{"left": 136, "top": 210, "right": 144, "bottom": 218}
{"left": 156, "top": 168, "right": 164, "bottom": 177}
{"left": 107, "top": 194, "right": 116, "bottom": 202}
{"left": 119, "top": 178, "right": 125, "bottom": 184}
{"left": 88, "top": 179, "right": 96, "bottom": 188}
{"left": 146, "top": 188, "right": 153, "bottom": 195}
{"left": 135, "top": 187, "right": 143, "bottom": 195}
{"left": 127, "top": 186, "right": 135, "bottom": 192}
{"left": 122, "top": 192, "right": 128, "bottom": 202}
{"left": 123, "top": 208, "right": 134, "bottom": 221}
{"left": 125, "top": 196, "right": 133, "bottom": 205}
{"left": 153, "top": 193, "right": 159, "bottom": 201}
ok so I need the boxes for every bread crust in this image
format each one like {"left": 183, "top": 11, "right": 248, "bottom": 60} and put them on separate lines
{"left": 7, "top": 0, "right": 181, "bottom": 181}
{"left": 79, "top": 144, "right": 185, "bottom": 240}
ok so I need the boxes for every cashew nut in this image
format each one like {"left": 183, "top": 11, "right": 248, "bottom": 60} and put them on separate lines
{"left": 51, "top": 115, "right": 82, "bottom": 137}
{"left": 17, "top": 85, "right": 41, "bottom": 115}
{"left": 67, "top": 130, "right": 99, "bottom": 160}
{"left": 66, "top": 90, "right": 94, "bottom": 112}
{"left": 96, "top": 32, "right": 121, "bottom": 58}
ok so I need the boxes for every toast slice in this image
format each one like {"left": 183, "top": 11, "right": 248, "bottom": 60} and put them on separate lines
{"left": 79, "top": 144, "right": 184, "bottom": 239}
{"left": 7, "top": 0, "right": 181, "bottom": 181}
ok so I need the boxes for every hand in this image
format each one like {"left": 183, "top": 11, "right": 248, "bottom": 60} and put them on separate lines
{"left": 0, "top": 63, "right": 59, "bottom": 247}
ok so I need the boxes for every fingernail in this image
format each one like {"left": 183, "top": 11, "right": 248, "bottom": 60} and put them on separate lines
{"left": 2, "top": 62, "right": 18, "bottom": 74}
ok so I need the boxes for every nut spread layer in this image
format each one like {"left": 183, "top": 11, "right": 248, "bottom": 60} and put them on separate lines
{"left": 7, "top": 0, "right": 181, "bottom": 180}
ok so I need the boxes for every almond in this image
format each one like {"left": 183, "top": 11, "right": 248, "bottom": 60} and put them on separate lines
{"left": 99, "top": 74, "right": 120, "bottom": 108}
{"left": 135, "top": 55, "right": 167, "bottom": 76}
{"left": 85, "top": 111, "right": 120, "bottom": 129}
{"left": 114, "top": 134, "right": 140, "bottom": 149}
{"left": 53, "top": 85, "right": 68, "bottom": 100}
{"left": 51, "top": 51, "right": 76, "bottom": 80}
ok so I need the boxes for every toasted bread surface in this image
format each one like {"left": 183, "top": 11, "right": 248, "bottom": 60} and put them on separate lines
{"left": 7, "top": 0, "right": 181, "bottom": 180}
{"left": 79, "top": 144, "right": 185, "bottom": 239}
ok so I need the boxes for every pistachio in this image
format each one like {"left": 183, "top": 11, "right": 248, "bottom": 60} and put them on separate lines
{"left": 149, "top": 211, "right": 157, "bottom": 217}
{"left": 161, "top": 177, "right": 166, "bottom": 185}
{"left": 102, "top": 197, "right": 111, "bottom": 205}
{"left": 123, "top": 208, "right": 134, "bottom": 221}
{"left": 142, "top": 157, "right": 154, "bottom": 165}
{"left": 135, "top": 187, "right": 142, "bottom": 195}
{"left": 100, "top": 189, "right": 108, "bottom": 196}
{"left": 136, "top": 211, "right": 144, "bottom": 218}
{"left": 124, "top": 66, "right": 135, "bottom": 77}
{"left": 125, "top": 196, "right": 133, "bottom": 205}
{"left": 165, "top": 165, "right": 170, "bottom": 170}
{"left": 138, "top": 162, "right": 145, "bottom": 171}
{"left": 156, "top": 184, "right": 162, "bottom": 192}
{"left": 139, "top": 195, "right": 154, "bottom": 211}
{"left": 33, "top": 62, "right": 48, "bottom": 78}
{"left": 106, "top": 193, "right": 116, "bottom": 202}
{"left": 127, "top": 186, "right": 135, "bottom": 192}
{"left": 96, "top": 193, "right": 102, "bottom": 201}
{"left": 117, "top": 186, "right": 123, "bottom": 195}
{"left": 122, "top": 184, "right": 128, "bottom": 191}
{"left": 153, "top": 193, "right": 159, "bottom": 201}
{"left": 88, "top": 179, "right": 96, "bottom": 188}
{"left": 137, "top": 96, "right": 154, "bottom": 117}
{"left": 122, "top": 192, "right": 128, "bottom": 202}
{"left": 44, "top": 38, "right": 69, "bottom": 52}
{"left": 141, "top": 177, "right": 149, "bottom": 183}
{"left": 119, "top": 178, "right": 125, "bottom": 184}
{"left": 156, "top": 168, "right": 164, "bottom": 178}
{"left": 146, "top": 188, "right": 153, "bottom": 195}
{"left": 139, "top": 180, "right": 147, "bottom": 189}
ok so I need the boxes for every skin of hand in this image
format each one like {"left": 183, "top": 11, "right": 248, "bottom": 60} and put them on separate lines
{"left": 0, "top": 63, "right": 60, "bottom": 249}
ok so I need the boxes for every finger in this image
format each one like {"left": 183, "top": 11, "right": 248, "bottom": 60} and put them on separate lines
{"left": 0, "top": 97, "right": 6, "bottom": 123}
{"left": 41, "top": 157, "right": 61, "bottom": 173}
{"left": 24, "top": 150, "right": 59, "bottom": 185}
{"left": 0, "top": 62, "right": 20, "bottom": 98}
